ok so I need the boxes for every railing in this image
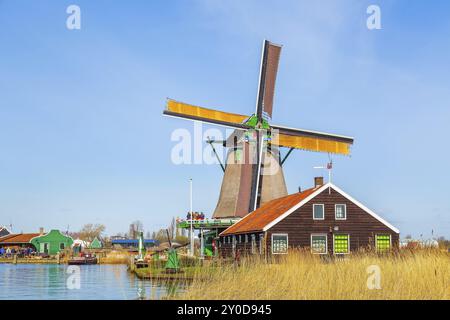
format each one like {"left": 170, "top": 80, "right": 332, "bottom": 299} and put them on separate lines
{"left": 177, "top": 219, "right": 240, "bottom": 229}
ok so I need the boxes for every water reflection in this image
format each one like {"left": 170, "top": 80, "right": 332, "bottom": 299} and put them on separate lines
{"left": 0, "top": 264, "right": 185, "bottom": 300}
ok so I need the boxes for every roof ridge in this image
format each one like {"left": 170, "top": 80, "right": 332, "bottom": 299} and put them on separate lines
{"left": 220, "top": 186, "right": 321, "bottom": 236}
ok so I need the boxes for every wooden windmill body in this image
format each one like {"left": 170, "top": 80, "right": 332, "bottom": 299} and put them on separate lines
{"left": 164, "top": 40, "right": 354, "bottom": 219}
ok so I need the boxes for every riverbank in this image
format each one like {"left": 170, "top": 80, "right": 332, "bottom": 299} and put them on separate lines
{"left": 133, "top": 266, "right": 211, "bottom": 281}
{"left": 0, "top": 258, "right": 61, "bottom": 264}
{"left": 173, "top": 249, "right": 449, "bottom": 300}
{"left": 0, "top": 250, "right": 131, "bottom": 265}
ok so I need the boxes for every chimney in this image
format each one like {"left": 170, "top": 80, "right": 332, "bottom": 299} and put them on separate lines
{"left": 314, "top": 177, "right": 324, "bottom": 188}
{"left": 39, "top": 227, "right": 44, "bottom": 236}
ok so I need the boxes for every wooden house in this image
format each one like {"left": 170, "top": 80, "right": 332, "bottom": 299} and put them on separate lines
{"left": 89, "top": 237, "right": 103, "bottom": 249}
{"left": 219, "top": 178, "right": 399, "bottom": 257}
{"left": 0, "top": 233, "right": 40, "bottom": 250}
{"left": 30, "top": 230, "right": 73, "bottom": 255}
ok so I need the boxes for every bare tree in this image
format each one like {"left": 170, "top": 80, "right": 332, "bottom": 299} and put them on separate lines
{"left": 129, "top": 220, "right": 144, "bottom": 239}
{"left": 77, "top": 224, "right": 106, "bottom": 242}
{"left": 168, "top": 217, "right": 177, "bottom": 239}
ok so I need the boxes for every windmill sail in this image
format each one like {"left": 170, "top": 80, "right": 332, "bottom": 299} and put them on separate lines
{"left": 163, "top": 39, "right": 354, "bottom": 220}
{"left": 256, "top": 40, "right": 282, "bottom": 120}
{"left": 164, "top": 99, "right": 250, "bottom": 130}
{"left": 271, "top": 125, "right": 354, "bottom": 155}
{"left": 251, "top": 41, "right": 283, "bottom": 211}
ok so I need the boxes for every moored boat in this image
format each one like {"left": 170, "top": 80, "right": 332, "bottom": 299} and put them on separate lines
{"left": 68, "top": 254, "right": 98, "bottom": 265}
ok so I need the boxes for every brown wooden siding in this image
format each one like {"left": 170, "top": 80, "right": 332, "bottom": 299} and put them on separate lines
{"left": 267, "top": 188, "right": 399, "bottom": 254}
{"left": 219, "top": 187, "right": 399, "bottom": 257}
{"left": 219, "top": 232, "right": 264, "bottom": 258}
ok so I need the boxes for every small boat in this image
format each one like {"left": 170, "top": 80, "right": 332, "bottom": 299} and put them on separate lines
{"left": 134, "top": 260, "right": 149, "bottom": 269}
{"left": 68, "top": 254, "right": 98, "bottom": 265}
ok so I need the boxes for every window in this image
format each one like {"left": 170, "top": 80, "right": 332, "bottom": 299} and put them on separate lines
{"left": 335, "top": 204, "right": 347, "bottom": 220}
{"left": 238, "top": 235, "right": 241, "bottom": 243}
{"left": 245, "top": 234, "right": 248, "bottom": 243}
{"left": 272, "top": 234, "right": 288, "bottom": 254}
{"left": 376, "top": 234, "right": 391, "bottom": 253}
{"left": 311, "top": 234, "right": 327, "bottom": 254}
{"left": 313, "top": 204, "right": 325, "bottom": 220}
{"left": 333, "top": 234, "right": 349, "bottom": 254}
{"left": 60, "top": 243, "right": 65, "bottom": 250}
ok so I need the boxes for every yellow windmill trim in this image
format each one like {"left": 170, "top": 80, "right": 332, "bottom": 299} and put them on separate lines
{"left": 166, "top": 99, "right": 249, "bottom": 124}
{"left": 271, "top": 134, "right": 351, "bottom": 156}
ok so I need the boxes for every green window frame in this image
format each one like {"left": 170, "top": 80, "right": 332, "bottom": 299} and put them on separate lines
{"left": 311, "top": 234, "right": 327, "bottom": 254}
{"left": 333, "top": 234, "right": 349, "bottom": 254}
{"left": 272, "top": 234, "right": 288, "bottom": 254}
{"left": 376, "top": 234, "right": 391, "bottom": 252}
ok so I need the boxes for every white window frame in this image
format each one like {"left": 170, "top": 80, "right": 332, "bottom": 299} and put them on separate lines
{"left": 245, "top": 234, "right": 248, "bottom": 243}
{"left": 310, "top": 233, "right": 328, "bottom": 254}
{"left": 335, "top": 204, "right": 347, "bottom": 220}
{"left": 271, "top": 233, "right": 289, "bottom": 255}
{"left": 333, "top": 234, "right": 350, "bottom": 255}
{"left": 313, "top": 204, "right": 325, "bottom": 220}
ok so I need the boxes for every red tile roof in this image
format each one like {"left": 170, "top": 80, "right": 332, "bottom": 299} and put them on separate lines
{"left": 221, "top": 187, "right": 320, "bottom": 236}
{"left": 0, "top": 233, "right": 40, "bottom": 244}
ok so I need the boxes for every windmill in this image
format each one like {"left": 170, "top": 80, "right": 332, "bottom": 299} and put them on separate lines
{"left": 164, "top": 40, "right": 354, "bottom": 219}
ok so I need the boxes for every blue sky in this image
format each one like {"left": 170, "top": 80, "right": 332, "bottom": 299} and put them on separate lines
{"left": 0, "top": 0, "right": 449, "bottom": 238}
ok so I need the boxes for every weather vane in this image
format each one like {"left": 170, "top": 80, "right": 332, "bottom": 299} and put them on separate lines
{"left": 313, "top": 155, "right": 333, "bottom": 184}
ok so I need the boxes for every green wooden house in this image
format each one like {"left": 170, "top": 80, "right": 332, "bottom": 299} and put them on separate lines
{"left": 89, "top": 237, "right": 102, "bottom": 249}
{"left": 31, "top": 230, "right": 74, "bottom": 255}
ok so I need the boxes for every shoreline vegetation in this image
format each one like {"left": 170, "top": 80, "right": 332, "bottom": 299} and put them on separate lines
{"left": 0, "top": 250, "right": 131, "bottom": 265}
{"left": 156, "top": 249, "right": 449, "bottom": 300}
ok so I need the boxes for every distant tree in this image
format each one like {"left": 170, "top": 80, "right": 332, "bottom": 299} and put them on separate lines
{"left": 174, "top": 235, "right": 189, "bottom": 245}
{"left": 154, "top": 229, "right": 169, "bottom": 243}
{"left": 176, "top": 220, "right": 181, "bottom": 237}
{"left": 437, "top": 236, "right": 449, "bottom": 249}
{"left": 168, "top": 217, "right": 177, "bottom": 239}
{"left": 405, "top": 234, "right": 412, "bottom": 239}
{"left": 128, "top": 220, "right": 144, "bottom": 239}
{"left": 77, "top": 224, "right": 106, "bottom": 242}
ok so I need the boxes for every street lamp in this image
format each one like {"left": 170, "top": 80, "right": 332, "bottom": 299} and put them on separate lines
{"left": 189, "top": 178, "right": 194, "bottom": 256}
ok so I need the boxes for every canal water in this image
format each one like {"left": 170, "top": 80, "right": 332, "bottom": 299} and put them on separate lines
{"left": 0, "top": 264, "right": 184, "bottom": 300}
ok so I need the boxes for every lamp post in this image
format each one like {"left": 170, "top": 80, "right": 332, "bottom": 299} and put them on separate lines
{"left": 189, "top": 178, "right": 194, "bottom": 257}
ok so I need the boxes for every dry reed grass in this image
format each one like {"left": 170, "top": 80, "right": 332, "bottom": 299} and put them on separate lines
{"left": 100, "top": 250, "right": 130, "bottom": 264}
{"left": 177, "top": 249, "right": 449, "bottom": 300}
